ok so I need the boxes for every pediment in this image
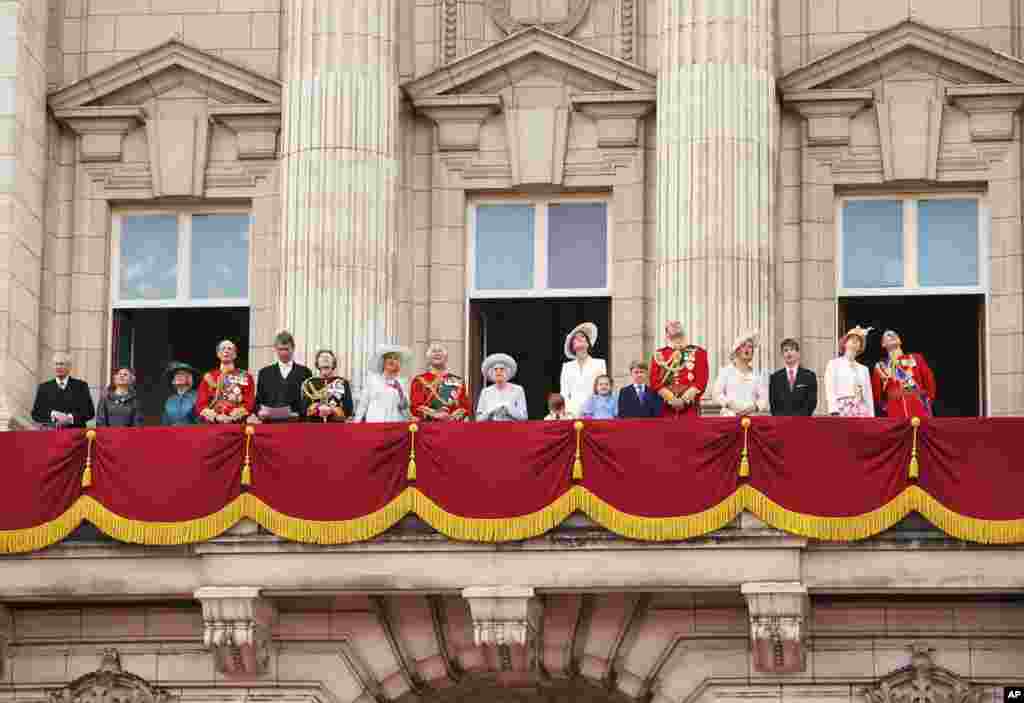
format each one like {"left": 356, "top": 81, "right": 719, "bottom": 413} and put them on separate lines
{"left": 403, "top": 25, "right": 656, "bottom": 100}
{"left": 48, "top": 38, "right": 281, "bottom": 110}
{"left": 780, "top": 19, "right": 1024, "bottom": 92}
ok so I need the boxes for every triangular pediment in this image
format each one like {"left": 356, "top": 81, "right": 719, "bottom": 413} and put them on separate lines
{"left": 402, "top": 26, "right": 656, "bottom": 100}
{"left": 780, "top": 19, "right": 1024, "bottom": 92}
{"left": 48, "top": 38, "right": 281, "bottom": 110}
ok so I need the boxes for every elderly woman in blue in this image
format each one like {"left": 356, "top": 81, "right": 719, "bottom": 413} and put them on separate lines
{"left": 162, "top": 361, "right": 199, "bottom": 425}
{"left": 580, "top": 374, "right": 618, "bottom": 420}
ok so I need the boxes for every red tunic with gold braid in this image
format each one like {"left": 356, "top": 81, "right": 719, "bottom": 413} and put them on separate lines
{"left": 871, "top": 352, "right": 936, "bottom": 419}
{"left": 195, "top": 366, "right": 256, "bottom": 422}
{"left": 649, "top": 345, "right": 709, "bottom": 418}
{"left": 411, "top": 371, "right": 472, "bottom": 421}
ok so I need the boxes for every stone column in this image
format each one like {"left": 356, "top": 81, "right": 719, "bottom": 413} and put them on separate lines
{"left": 655, "top": 0, "right": 775, "bottom": 371}
{"left": 278, "top": 0, "right": 399, "bottom": 389}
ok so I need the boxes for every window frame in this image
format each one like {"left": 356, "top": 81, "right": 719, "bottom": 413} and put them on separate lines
{"left": 836, "top": 193, "right": 989, "bottom": 297}
{"left": 467, "top": 194, "right": 613, "bottom": 299}
{"left": 110, "top": 207, "right": 252, "bottom": 309}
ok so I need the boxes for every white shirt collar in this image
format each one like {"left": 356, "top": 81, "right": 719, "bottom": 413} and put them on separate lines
{"left": 278, "top": 361, "right": 293, "bottom": 377}
{"left": 56, "top": 377, "right": 68, "bottom": 389}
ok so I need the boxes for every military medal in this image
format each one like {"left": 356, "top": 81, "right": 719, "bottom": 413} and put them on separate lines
{"left": 687, "top": 373, "right": 694, "bottom": 381}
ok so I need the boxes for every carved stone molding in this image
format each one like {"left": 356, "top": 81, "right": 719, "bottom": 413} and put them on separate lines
{"left": 863, "top": 645, "right": 983, "bottom": 703}
{"left": 414, "top": 94, "right": 502, "bottom": 151}
{"left": 195, "top": 586, "right": 274, "bottom": 677}
{"left": 145, "top": 110, "right": 212, "bottom": 197}
{"left": 0, "top": 606, "right": 8, "bottom": 678}
{"left": 783, "top": 90, "right": 874, "bottom": 147}
{"left": 462, "top": 586, "right": 542, "bottom": 649}
{"left": 571, "top": 91, "right": 656, "bottom": 148}
{"left": 53, "top": 107, "right": 145, "bottom": 162}
{"left": 488, "top": 0, "right": 591, "bottom": 36}
{"left": 741, "top": 582, "right": 809, "bottom": 674}
{"left": 947, "top": 84, "right": 1024, "bottom": 142}
{"left": 619, "top": 0, "right": 636, "bottom": 62}
{"left": 210, "top": 104, "right": 282, "bottom": 159}
{"left": 443, "top": 0, "right": 458, "bottom": 62}
{"left": 49, "top": 649, "right": 175, "bottom": 703}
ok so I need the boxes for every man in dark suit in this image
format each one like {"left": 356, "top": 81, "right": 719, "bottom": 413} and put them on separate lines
{"left": 31, "top": 352, "right": 95, "bottom": 429}
{"left": 769, "top": 338, "right": 818, "bottom": 416}
{"left": 253, "top": 331, "right": 312, "bottom": 422}
{"left": 618, "top": 361, "right": 663, "bottom": 418}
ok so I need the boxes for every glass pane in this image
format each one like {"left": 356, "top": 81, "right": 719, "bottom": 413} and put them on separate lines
{"left": 475, "top": 204, "right": 534, "bottom": 290}
{"left": 548, "top": 202, "right": 608, "bottom": 289}
{"left": 191, "top": 214, "right": 251, "bottom": 300}
{"left": 918, "top": 199, "right": 979, "bottom": 287}
{"left": 842, "top": 200, "right": 904, "bottom": 288}
{"left": 119, "top": 214, "right": 179, "bottom": 301}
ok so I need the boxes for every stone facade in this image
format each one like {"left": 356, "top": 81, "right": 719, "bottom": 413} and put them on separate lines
{"left": 1, "top": 1, "right": 1024, "bottom": 698}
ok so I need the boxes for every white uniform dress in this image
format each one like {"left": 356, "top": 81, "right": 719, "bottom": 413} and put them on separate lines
{"left": 354, "top": 373, "right": 410, "bottom": 422}
{"left": 824, "top": 357, "right": 874, "bottom": 417}
{"left": 476, "top": 383, "right": 528, "bottom": 422}
{"left": 713, "top": 365, "right": 770, "bottom": 417}
{"left": 559, "top": 356, "right": 607, "bottom": 418}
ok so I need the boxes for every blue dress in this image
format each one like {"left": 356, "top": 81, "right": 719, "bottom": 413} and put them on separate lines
{"left": 581, "top": 392, "right": 618, "bottom": 419}
{"left": 162, "top": 390, "right": 198, "bottom": 425}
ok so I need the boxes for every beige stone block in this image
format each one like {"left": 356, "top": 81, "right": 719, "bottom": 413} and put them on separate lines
{"left": 10, "top": 652, "right": 69, "bottom": 682}
{"left": 613, "top": 259, "right": 644, "bottom": 299}
{"left": 62, "top": 19, "right": 82, "bottom": 53}
{"left": 781, "top": 261, "right": 800, "bottom": 302}
{"left": 183, "top": 12, "right": 252, "bottom": 49}
{"left": 251, "top": 12, "right": 279, "bottom": 49}
{"left": 970, "top": 640, "right": 1024, "bottom": 677}
{"left": 65, "top": 0, "right": 84, "bottom": 18}
{"left": 909, "top": 0, "right": 981, "bottom": 28}
{"left": 151, "top": 0, "right": 220, "bottom": 12}
{"left": 812, "top": 603, "right": 883, "bottom": 632}
{"left": 146, "top": 606, "right": 203, "bottom": 637}
{"left": 808, "top": 32, "right": 869, "bottom": 63}
{"left": 15, "top": 609, "right": 81, "bottom": 639}
{"left": 982, "top": 0, "right": 1012, "bottom": 25}
{"left": 991, "top": 255, "right": 1023, "bottom": 295}
{"left": 69, "top": 309, "right": 105, "bottom": 350}
{"left": 219, "top": 0, "right": 280, "bottom": 10}
{"left": 989, "top": 179, "right": 1020, "bottom": 221}
{"left": 614, "top": 218, "right": 643, "bottom": 261}
{"left": 115, "top": 15, "right": 184, "bottom": 52}
{"left": 72, "top": 235, "right": 107, "bottom": 276}
{"left": 837, "top": 0, "right": 909, "bottom": 32}
{"left": 429, "top": 264, "right": 464, "bottom": 303}
{"left": 81, "top": 608, "right": 146, "bottom": 638}
{"left": 989, "top": 332, "right": 1024, "bottom": 375}
{"left": 54, "top": 274, "right": 71, "bottom": 314}
{"left": 155, "top": 651, "right": 214, "bottom": 683}
{"left": 693, "top": 608, "right": 746, "bottom": 633}
{"left": 778, "top": 0, "right": 802, "bottom": 37}
{"left": 988, "top": 217, "right": 1022, "bottom": 258}
{"left": 223, "top": 48, "right": 280, "bottom": 76}
{"left": 812, "top": 640, "right": 873, "bottom": 677}
{"left": 612, "top": 298, "right": 643, "bottom": 338}
{"left": 429, "top": 301, "right": 464, "bottom": 342}
{"left": 779, "top": 36, "right": 804, "bottom": 76}
{"left": 955, "top": 603, "right": 1024, "bottom": 632}
{"left": 431, "top": 225, "right": 464, "bottom": 267}
{"left": 277, "top": 649, "right": 364, "bottom": 702}
{"left": 85, "top": 16, "right": 114, "bottom": 52}
{"left": 884, "top": 605, "right": 955, "bottom": 633}
{"left": 989, "top": 293, "right": 1023, "bottom": 334}
{"left": 989, "top": 373, "right": 1024, "bottom": 415}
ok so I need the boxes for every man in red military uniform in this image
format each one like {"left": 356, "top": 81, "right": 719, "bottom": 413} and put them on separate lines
{"left": 411, "top": 343, "right": 472, "bottom": 421}
{"left": 649, "top": 320, "right": 710, "bottom": 418}
{"left": 871, "top": 329, "right": 936, "bottom": 418}
{"left": 196, "top": 340, "right": 256, "bottom": 424}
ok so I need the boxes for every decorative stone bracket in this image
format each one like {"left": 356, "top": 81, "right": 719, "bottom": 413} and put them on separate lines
{"left": 782, "top": 89, "right": 874, "bottom": 147}
{"left": 571, "top": 91, "right": 655, "bottom": 148}
{"left": 947, "top": 84, "right": 1024, "bottom": 142}
{"left": 414, "top": 94, "right": 502, "bottom": 151}
{"left": 53, "top": 106, "right": 145, "bottom": 162}
{"left": 210, "top": 104, "right": 283, "bottom": 159}
{"left": 194, "top": 586, "right": 274, "bottom": 676}
{"left": 741, "top": 582, "right": 809, "bottom": 674}
{"left": 461, "top": 586, "right": 542, "bottom": 648}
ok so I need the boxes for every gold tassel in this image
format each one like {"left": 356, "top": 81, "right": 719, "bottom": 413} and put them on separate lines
{"left": 241, "top": 425, "right": 254, "bottom": 487}
{"left": 407, "top": 423, "right": 418, "bottom": 481}
{"left": 908, "top": 416, "right": 921, "bottom": 480}
{"left": 738, "top": 417, "right": 751, "bottom": 478}
{"left": 572, "top": 421, "right": 584, "bottom": 481}
{"left": 82, "top": 429, "right": 96, "bottom": 488}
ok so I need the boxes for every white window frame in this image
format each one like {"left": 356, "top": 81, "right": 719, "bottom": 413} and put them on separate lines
{"left": 467, "top": 194, "right": 613, "bottom": 299}
{"left": 110, "top": 207, "right": 252, "bottom": 309}
{"left": 836, "top": 193, "right": 989, "bottom": 297}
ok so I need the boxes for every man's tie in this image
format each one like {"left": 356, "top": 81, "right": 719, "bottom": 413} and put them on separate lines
{"left": 788, "top": 368, "right": 795, "bottom": 390}
{"left": 636, "top": 385, "right": 644, "bottom": 399}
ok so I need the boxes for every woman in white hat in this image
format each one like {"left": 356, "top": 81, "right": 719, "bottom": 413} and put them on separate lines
{"left": 713, "top": 331, "right": 770, "bottom": 417}
{"left": 353, "top": 344, "right": 413, "bottom": 422}
{"left": 559, "top": 322, "right": 607, "bottom": 418}
{"left": 476, "top": 353, "right": 528, "bottom": 422}
{"left": 824, "top": 326, "right": 875, "bottom": 417}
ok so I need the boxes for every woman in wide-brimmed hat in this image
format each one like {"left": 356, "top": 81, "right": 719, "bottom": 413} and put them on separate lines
{"left": 353, "top": 344, "right": 413, "bottom": 422}
{"left": 161, "top": 361, "right": 200, "bottom": 426}
{"left": 559, "top": 322, "right": 606, "bottom": 418}
{"left": 476, "top": 353, "right": 528, "bottom": 421}
{"left": 824, "top": 326, "right": 875, "bottom": 417}
{"left": 713, "top": 330, "right": 769, "bottom": 417}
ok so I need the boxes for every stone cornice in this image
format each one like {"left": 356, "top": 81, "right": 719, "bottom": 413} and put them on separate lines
{"left": 782, "top": 89, "right": 874, "bottom": 146}
{"left": 209, "top": 104, "right": 283, "bottom": 159}
{"left": 412, "top": 94, "right": 502, "bottom": 151}
{"left": 402, "top": 25, "right": 657, "bottom": 99}
{"left": 947, "top": 84, "right": 1024, "bottom": 141}
{"left": 779, "top": 18, "right": 1024, "bottom": 92}
{"left": 48, "top": 38, "right": 281, "bottom": 110}
{"left": 52, "top": 106, "right": 145, "bottom": 161}
{"left": 571, "top": 91, "right": 656, "bottom": 148}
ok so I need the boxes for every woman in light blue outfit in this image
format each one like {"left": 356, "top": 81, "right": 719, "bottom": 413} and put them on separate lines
{"left": 161, "top": 361, "right": 199, "bottom": 426}
{"left": 580, "top": 374, "right": 618, "bottom": 419}
{"left": 476, "top": 353, "right": 528, "bottom": 421}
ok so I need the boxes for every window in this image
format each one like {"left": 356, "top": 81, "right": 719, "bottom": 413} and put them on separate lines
{"left": 469, "top": 197, "right": 611, "bottom": 297}
{"left": 112, "top": 210, "right": 251, "bottom": 308}
{"left": 838, "top": 195, "right": 985, "bottom": 295}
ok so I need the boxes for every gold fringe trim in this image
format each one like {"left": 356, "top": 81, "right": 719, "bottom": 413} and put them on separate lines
{"left": 242, "top": 491, "right": 413, "bottom": 544}
{"left": 412, "top": 487, "right": 577, "bottom": 542}
{"left": 908, "top": 485, "right": 1024, "bottom": 544}
{"left": 0, "top": 502, "right": 85, "bottom": 554}
{"left": 744, "top": 485, "right": 914, "bottom": 541}
{"left": 79, "top": 495, "right": 247, "bottom": 545}
{"left": 577, "top": 486, "right": 746, "bottom": 541}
